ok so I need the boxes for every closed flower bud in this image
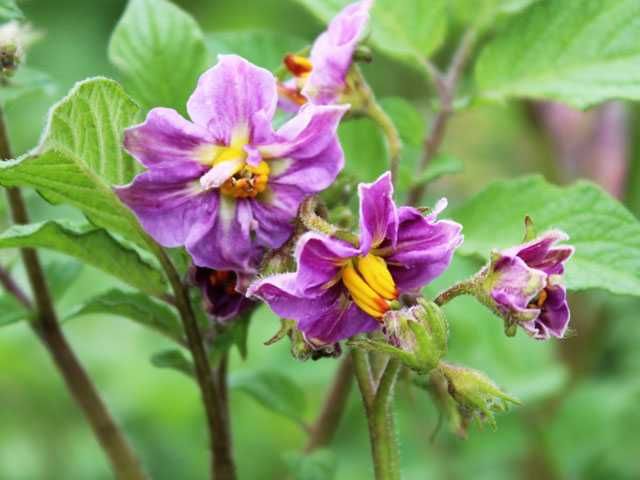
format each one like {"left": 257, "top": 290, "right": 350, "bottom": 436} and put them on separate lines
{"left": 349, "top": 300, "right": 449, "bottom": 373}
{"left": 438, "top": 362, "right": 519, "bottom": 428}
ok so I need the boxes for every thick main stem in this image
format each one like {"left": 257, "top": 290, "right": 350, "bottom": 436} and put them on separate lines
{"left": 0, "top": 114, "right": 147, "bottom": 480}
{"left": 151, "top": 246, "right": 236, "bottom": 480}
{"left": 304, "top": 355, "right": 354, "bottom": 453}
{"left": 352, "top": 350, "right": 402, "bottom": 480}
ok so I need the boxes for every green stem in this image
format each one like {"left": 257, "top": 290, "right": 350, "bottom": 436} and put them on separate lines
{"left": 149, "top": 244, "right": 236, "bottom": 480}
{"left": 433, "top": 278, "right": 476, "bottom": 306}
{"left": 0, "top": 112, "right": 148, "bottom": 480}
{"left": 371, "top": 359, "right": 402, "bottom": 480}
{"left": 353, "top": 349, "right": 402, "bottom": 480}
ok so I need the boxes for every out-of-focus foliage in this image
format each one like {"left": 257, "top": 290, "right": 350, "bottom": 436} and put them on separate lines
{"left": 293, "top": 0, "right": 447, "bottom": 71}
{"left": 475, "top": 0, "right": 640, "bottom": 108}
{"left": 0, "top": 0, "right": 639, "bottom": 479}
{"left": 109, "top": 0, "right": 209, "bottom": 113}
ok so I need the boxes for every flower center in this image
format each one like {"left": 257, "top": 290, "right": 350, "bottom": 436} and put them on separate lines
{"left": 342, "top": 253, "right": 398, "bottom": 319}
{"left": 219, "top": 161, "right": 270, "bottom": 199}
{"left": 209, "top": 270, "right": 238, "bottom": 296}
{"left": 198, "top": 125, "right": 271, "bottom": 198}
{"left": 528, "top": 288, "right": 548, "bottom": 309}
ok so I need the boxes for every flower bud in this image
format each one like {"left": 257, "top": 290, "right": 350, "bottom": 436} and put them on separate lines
{"left": 0, "top": 21, "right": 40, "bottom": 77}
{"left": 349, "top": 300, "right": 448, "bottom": 373}
{"left": 438, "top": 362, "right": 519, "bottom": 428}
{"left": 265, "top": 318, "right": 341, "bottom": 361}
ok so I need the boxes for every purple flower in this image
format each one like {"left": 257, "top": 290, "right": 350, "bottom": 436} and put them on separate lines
{"left": 279, "top": 0, "right": 372, "bottom": 110}
{"left": 190, "top": 267, "right": 255, "bottom": 322}
{"left": 248, "top": 172, "right": 463, "bottom": 345}
{"left": 484, "top": 231, "right": 574, "bottom": 339}
{"left": 116, "top": 55, "right": 347, "bottom": 272}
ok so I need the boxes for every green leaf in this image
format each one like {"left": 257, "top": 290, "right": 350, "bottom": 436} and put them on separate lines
{"left": 209, "top": 313, "right": 251, "bottom": 363}
{"left": 206, "top": 30, "right": 307, "bottom": 71}
{"left": 450, "top": 0, "right": 539, "bottom": 29}
{"left": 284, "top": 450, "right": 337, "bottom": 480}
{"left": 475, "top": 0, "right": 640, "bottom": 108}
{"left": 109, "top": 0, "right": 209, "bottom": 113}
{"left": 0, "top": 221, "right": 166, "bottom": 295}
{"left": 379, "top": 97, "right": 425, "bottom": 146}
{"left": 0, "top": 0, "right": 22, "bottom": 22}
{"left": 44, "top": 261, "right": 83, "bottom": 301}
{"left": 67, "top": 289, "right": 183, "bottom": 344}
{"left": 340, "top": 117, "right": 387, "bottom": 181}
{"left": 0, "top": 78, "right": 147, "bottom": 246}
{"left": 0, "top": 293, "right": 28, "bottom": 327}
{"left": 451, "top": 175, "right": 640, "bottom": 296}
{"left": 293, "top": 0, "right": 447, "bottom": 70}
{"left": 230, "top": 370, "right": 306, "bottom": 426}
{"left": 150, "top": 349, "right": 194, "bottom": 378}
{"left": 0, "top": 67, "right": 56, "bottom": 107}
{"left": 411, "top": 153, "right": 463, "bottom": 187}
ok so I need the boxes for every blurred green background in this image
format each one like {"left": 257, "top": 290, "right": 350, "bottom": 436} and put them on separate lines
{"left": 1, "top": 1, "right": 639, "bottom": 479}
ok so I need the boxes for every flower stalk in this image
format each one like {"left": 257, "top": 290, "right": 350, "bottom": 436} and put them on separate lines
{"left": 148, "top": 243, "right": 237, "bottom": 480}
{"left": 352, "top": 350, "right": 402, "bottom": 480}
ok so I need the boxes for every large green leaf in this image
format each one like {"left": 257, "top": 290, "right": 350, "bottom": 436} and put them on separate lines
{"left": 206, "top": 30, "right": 307, "bottom": 71}
{"left": 0, "top": 221, "right": 166, "bottom": 295}
{"left": 449, "top": 0, "right": 539, "bottom": 28}
{"left": 294, "top": 0, "right": 447, "bottom": 70}
{"left": 451, "top": 176, "right": 640, "bottom": 296}
{"left": 475, "top": 0, "right": 640, "bottom": 108}
{"left": 340, "top": 117, "right": 387, "bottom": 181}
{"left": 0, "top": 78, "right": 147, "bottom": 245}
{"left": 67, "top": 289, "right": 183, "bottom": 344}
{"left": 230, "top": 370, "right": 307, "bottom": 427}
{"left": 109, "top": 0, "right": 209, "bottom": 112}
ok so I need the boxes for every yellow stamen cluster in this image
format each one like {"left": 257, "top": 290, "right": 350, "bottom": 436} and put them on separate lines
{"left": 284, "top": 54, "right": 313, "bottom": 78}
{"left": 528, "top": 288, "right": 548, "bottom": 309}
{"left": 220, "top": 161, "right": 270, "bottom": 199}
{"left": 342, "top": 253, "right": 399, "bottom": 319}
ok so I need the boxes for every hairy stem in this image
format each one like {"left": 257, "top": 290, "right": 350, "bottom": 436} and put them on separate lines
{"left": 0, "top": 113, "right": 147, "bottom": 480}
{"left": 304, "top": 355, "right": 354, "bottom": 453}
{"left": 434, "top": 278, "right": 476, "bottom": 307}
{"left": 353, "top": 350, "right": 402, "bottom": 480}
{"left": 151, "top": 245, "right": 236, "bottom": 480}
{"left": 408, "top": 29, "right": 477, "bottom": 206}
{"left": 371, "top": 359, "right": 402, "bottom": 480}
